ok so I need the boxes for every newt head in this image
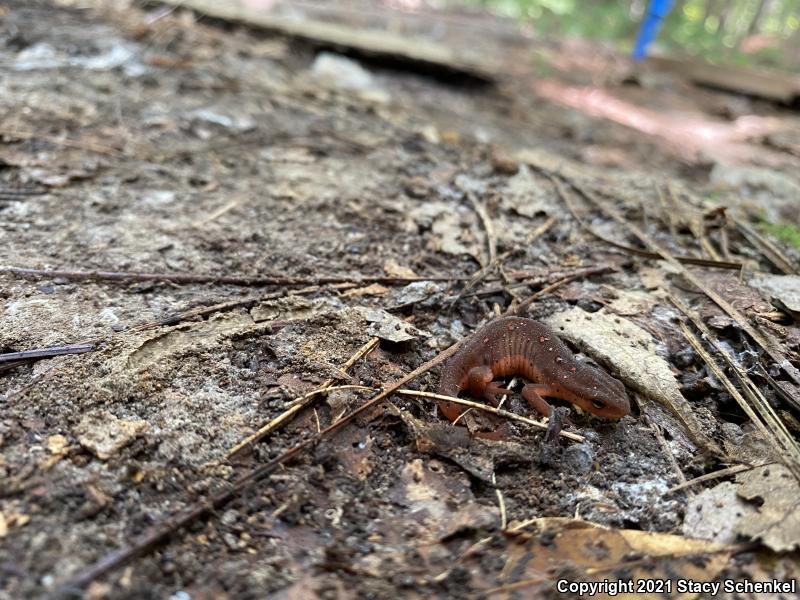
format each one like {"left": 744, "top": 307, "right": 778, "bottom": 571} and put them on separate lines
{"left": 562, "top": 363, "right": 630, "bottom": 419}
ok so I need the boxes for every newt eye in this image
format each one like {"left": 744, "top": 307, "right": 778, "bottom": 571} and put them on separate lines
{"left": 591, "top": 400, "right": 606, "bottom": 410}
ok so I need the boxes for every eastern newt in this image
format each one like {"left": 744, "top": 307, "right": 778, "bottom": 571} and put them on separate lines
{"left": 438, "top": 317, "right": 630, "bottom": 422}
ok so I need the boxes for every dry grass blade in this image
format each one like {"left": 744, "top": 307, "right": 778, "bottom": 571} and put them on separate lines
{"left": 734, "top": 218, "right": 798, "bottom": 275}
{"left": 559, "top": 177, "right": 800, "bottom": 391}
{"left": 467, "top": 191, "right": 497, "bottom": 269}
{"left": 665, "top": 183, "right": 724, "bottom": 262}
{"left": 548, "top": 175, "right": 742, "bottom": 270}
{"left": 664, "top": 463, "right": 764, "bottom": 495}
{"left": 0, "top": 127, "right": 124, "bottom": 156}
{"left": 446, "top": 191, "right": 498, "bottom": 308}
{"left": 673, "top": 298, "right": 800, "bottom": 482}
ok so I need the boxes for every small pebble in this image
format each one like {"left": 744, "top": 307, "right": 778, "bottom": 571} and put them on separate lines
{"left": 562, "top": 443, "right": 595, "bottom": 474}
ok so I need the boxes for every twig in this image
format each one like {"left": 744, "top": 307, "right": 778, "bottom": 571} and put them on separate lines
{"left": 189, "top": 196, "right": 245, "bottom": 228}
{"left": 655, "top": 183, "right": 679, "bottom": 243}
{"left": 508, "top": 264, "right": 614, "bottom": 317}
{"left": 666, "top": 183, "right": 723, "bottom": 261}
{"left": 467, "top": 191, "right": 497, "bottom": 269}
{"left": 59, "top": 336, "right": 466, "bottom": 595}
{"left": 1, "top": 266, "right": 465, "bottom": 287}
{"left": 226, "top": 337, "right": 379, "bottom": 458}
{"left": 0, "top": 343, "right": 94, "bottom": 364}
{"left": 445, "top": 191, "right": 499, "bottom": 309}
{"left": 548, "top": 176, "right": 742, "bottom": 270}
{"left": 718, "top": 224, "right": 732, "bottom": 261}
{"left": 664, "top": 463, "right": 765, "bottom": 495}
{"left": 131, "top": 297, "right": 264, "bottom": 331}
{"left": 456, "top": 265, "right": 603, "bottom": 301}
{"left": 0, "top": 127, "right": 124, "bottom": 156}
{"left": 394, "top": 390, "right": 585, "bottom": 442}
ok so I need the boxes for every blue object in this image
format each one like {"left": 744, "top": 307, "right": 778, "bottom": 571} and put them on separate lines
{"left": 633, "top": 0, "right": 674, "bottom": 61}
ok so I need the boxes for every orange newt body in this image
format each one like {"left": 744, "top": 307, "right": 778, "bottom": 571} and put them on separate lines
{"left": 438, "top": 317, "right": 630, "bottom": 422}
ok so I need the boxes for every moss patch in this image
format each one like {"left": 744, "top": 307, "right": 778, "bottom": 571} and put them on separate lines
{"left": 760, "top": 220, "right": 800, "bottom": 251}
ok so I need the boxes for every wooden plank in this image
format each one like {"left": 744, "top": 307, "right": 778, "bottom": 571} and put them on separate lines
{"left": 156, "top": 0, "right": 495, "bottom": 82}
{"left": 647, "top": 54, "right": 800, "bottom": 103}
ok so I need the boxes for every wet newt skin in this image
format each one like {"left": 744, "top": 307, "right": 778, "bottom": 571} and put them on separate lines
{"left": 438, "top": 317, "right": 630, "bottom": 421}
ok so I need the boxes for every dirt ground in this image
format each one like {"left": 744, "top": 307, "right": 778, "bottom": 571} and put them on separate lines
{"left": 2, "top": 1, "right": 800, "bottom": 599}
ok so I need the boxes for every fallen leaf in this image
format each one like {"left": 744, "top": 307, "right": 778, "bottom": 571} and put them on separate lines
{"left": 500, "top": 166, "right": 553, "bottom": 218}
{"left": 683, "top": 464, "right": 800, "bottom": 552}
{"left": 391, "top": 406, "right": 533, "bottom": 483}
{"left": 127, "top": 312, "right": 255, "bottom": 370}
{"left": 466, "top": 518, "right": 732, "bottom": 599}
{"left": 545, "top": 307, "right": 721, "bottom": 455}
{"left": 353, "top": 307, "right": 427, "bottom": 343}
{"left": 407, "top": 202, "right": 482, "bottom": 261}
{"left": 605, "top": 288, "right": 658, "bottom": 317}
{"left": 749, "top": 274, "right": 800, "bottom": 319}
{"left": 390, "top": 458, "right": 498, "bottom": 541}
{"left": 333, "top": 425, "right": 376, "bottom": 481}
{"left": 682, "top": 481, "right": 752, "bottom": 545}
{"left": 736, "top": 464, "right": 800, "bottom": 552}
{"left": 250, "top": 296, "right": 327, "bottom": 323}
{"left": 383, "top": 260, "right": 418, "bottom": 279}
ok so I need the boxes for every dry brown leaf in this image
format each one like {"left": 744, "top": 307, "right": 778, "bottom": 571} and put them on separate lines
{"left": 736, "top": 464, "right": 800, "bottom": 552}
{"left": 383, "top": 260, "right": 418, "bottom": 279}
{"left": 684, "top": 464, "right": 800, "bottom": 552}
{"left": 390, "top": 458, "right": 498, "bottom": 542}
{"left": 469, "top": 518, "right": 732, "bottom": 599}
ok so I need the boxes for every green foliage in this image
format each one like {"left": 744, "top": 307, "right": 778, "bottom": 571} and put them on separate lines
{"left": 760, "top": 220, "right": 800, "bottom": 250}
{"left": 472, "top": 0, "right": 800, "bottom": 70}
